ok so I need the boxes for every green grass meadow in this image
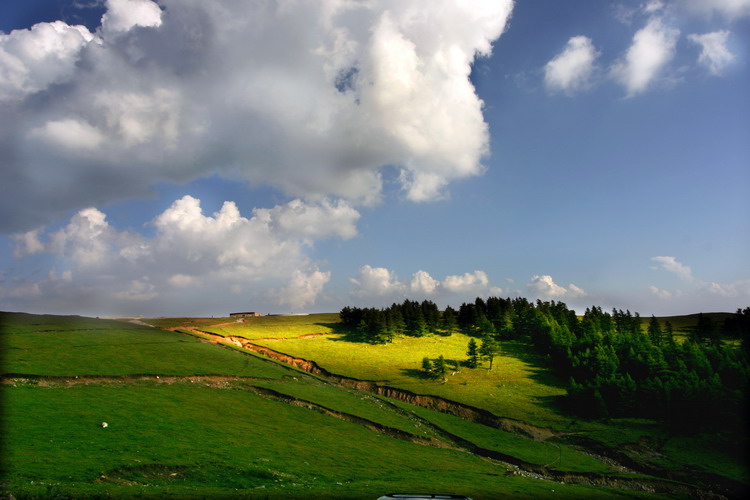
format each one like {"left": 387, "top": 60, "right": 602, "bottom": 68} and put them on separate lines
{"left": 2, "top": 311, "right": 745, "bottom": 498}
{"left": 197, "top": 313, "right": 750, "bottom": 485}
{"left": 199, "top": 313, "right": 341, "bottom": 339}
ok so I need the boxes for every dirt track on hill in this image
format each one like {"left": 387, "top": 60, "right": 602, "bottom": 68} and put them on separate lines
{"left": 1, "top": 374, "right": 269, "bottom": 388}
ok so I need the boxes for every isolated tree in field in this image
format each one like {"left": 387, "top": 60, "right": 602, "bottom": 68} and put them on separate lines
{"left": 422, "top": 356, "right": 433, "bottom": 376}
{"left": 466, "top": 338, "right": 479, "bottom": 368}
{"left": 434, "top": 354, "right": 448, "bottom": 381}
{"left": 479, "top": 337, "right": 499, "bottom": 370}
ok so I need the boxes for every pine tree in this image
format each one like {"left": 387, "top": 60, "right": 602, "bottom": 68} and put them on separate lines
{"left": 648, "top": 315, "right": 663, "bottom": 346}
{"left": 422, "top": 356, "right": 433, "bottom": 376}
{"left": 664, "top": 320, "right": 675, "bottom": 346}
{"left": 434, "top": 355, "right": 448, "bottom": 381}
{"left": 479, "top": 337, "right": 499, "bottom": 370}
{"left": 440, "top": 306, "right": 459, "bottom": 336}
{"left": 466, "top": 338, "right": 479, "bottom": 368}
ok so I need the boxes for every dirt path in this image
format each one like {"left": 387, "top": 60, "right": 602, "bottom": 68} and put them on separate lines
{"left": 167, "top": 324, "right": 330, "bottom": 342}
{"left": 1, "top": 374, "right": 270, "bottom": 388}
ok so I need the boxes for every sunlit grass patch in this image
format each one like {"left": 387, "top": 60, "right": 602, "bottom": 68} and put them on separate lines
{"left": 254, "top": 333, "right": 570, "bottom": 428}
{"left": 203, "top": 313, "right": 341, "bottom": 339}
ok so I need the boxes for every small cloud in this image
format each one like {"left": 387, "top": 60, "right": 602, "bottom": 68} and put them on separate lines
{"left": 644, "top": 1, "right": 666, "bottom": 14}
{"left": 651, "top": 256, "right": 694, "bottom": 281}
{"left": 544, "top": 36, "right": 600, "bottom": 94}
{"left": 12, "top": 229, "right": 46, "bottom": 258}
{"left": 101, "top": 0, "right": 163, "bottom": 36}
{"left": 528, "top": 275, "right": 587, "bottom": 299}
{"left": 350, "top": 265, "right": 405, "bottom": 298}
{"left": 410, "top": 270, "right": 439, "bottom": 295}
{"left": 442, "top": 270, "right": 490, "bottom": 294}
{"left": 649, "top": 285, "right": 672, "bottom": 298}
{"left": 688, "top": 30, "right": 735, "bottom": 75}
{"left": 611, "top": 17, "right": 679, "bottom": 96}
{"left": 168, "top": 274, "right": 194, "bottom": 287}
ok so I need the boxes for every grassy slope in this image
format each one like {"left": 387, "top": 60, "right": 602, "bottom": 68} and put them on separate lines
{"left": 1, "top": 313, "right": 290, "bottom": 378}
{"left": 2, "top": 311, "right": 655, "bottom": 499}
{"left": 641, "top": 313, "right": 734, "bottom": 332}
{"left": 253, "top": 332, "right": 571, "bottom": 428}
{"left": 203, "top": 313, "right": 341, "bottom": 339}
{"left": 215, "top": 314, "right": 749, "bottom": 485}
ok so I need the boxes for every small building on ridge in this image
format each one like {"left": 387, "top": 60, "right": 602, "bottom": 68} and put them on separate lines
{"left": 229, "top": 311, "right": 262, "bottom": 318}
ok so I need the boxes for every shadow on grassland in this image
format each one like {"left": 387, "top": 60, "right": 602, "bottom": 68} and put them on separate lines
{"left": 316, "top": 323, "right": 387, "bottom": 344}
{"left": 399, "top": 368, "right": 436, "bottom": 381}
{"left": 497, "top": 340, "right": 569, "bottom": 413}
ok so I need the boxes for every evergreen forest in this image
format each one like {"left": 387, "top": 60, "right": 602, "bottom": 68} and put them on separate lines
{"left": 340, "top": 299, "right": 750, "bottom": 434}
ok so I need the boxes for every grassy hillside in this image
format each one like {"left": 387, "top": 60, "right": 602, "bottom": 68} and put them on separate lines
{"left": 2, "top": 312, "right": 291, "bottom": 377}
{"left": 198, "top": 313, "right": 750, "bottom": 487}
{"left": 0, "top": 312, "right": 634, "bottom": 499}
{"left": 2, "top": 311, "right": 746, "bottom": 498}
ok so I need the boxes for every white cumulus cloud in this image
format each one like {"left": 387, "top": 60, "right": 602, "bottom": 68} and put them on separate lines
{"left": 0, "top": 20, "right": 94, "bottom": 100}
{"left": 101, "top": 0, "right": 163, "bottom": 35}
{"left": 527, "top": 275, "right": 587, "bottom": 299}
{"left": 410, "top": 270, "right": 440, "bottom": 295}
{"left": 651, "top": 256, "right": 694, "bottom": 281}
{"left": 544, "top": 36, "right": 600, "bottom": 94}
{"left": 3, "top": 196, "right": 357, "bottom": 315}
{"left": 350, "top": 265, "right": 406, "bottom": 298}
{"left": 0, "top": 0, "right": 514, "bottom": 233}
{"left": 611, "top": 17, "right": 679, "bottom": 96}
{"left": 688, "top": 30, "right": 735, "bottom": 75}
{"left": 349, "top": 266, "right": 502, "bottom": 303}
{"left": 442, "top": 270, "right": 490, "bottom": 294}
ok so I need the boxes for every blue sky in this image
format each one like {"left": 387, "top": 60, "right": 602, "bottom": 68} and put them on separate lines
{"left": 1, "top": 0, "right": 748, "bottom": 317}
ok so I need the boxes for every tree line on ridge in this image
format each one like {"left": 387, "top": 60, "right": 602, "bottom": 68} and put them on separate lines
{"left": 340, "top": 298, "right": 750, "bottom": 433}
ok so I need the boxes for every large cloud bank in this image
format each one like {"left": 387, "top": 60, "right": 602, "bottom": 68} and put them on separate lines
{"left": 0, "top": 0, "right": 514, "bottom": 232}
{"left": 4, "top": 196, "right": 359, "bottom": 315}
